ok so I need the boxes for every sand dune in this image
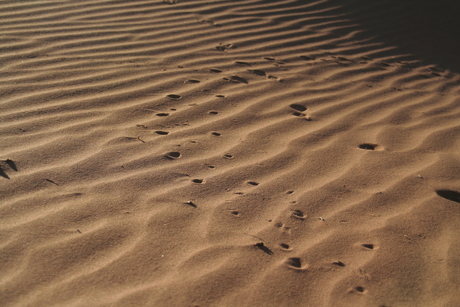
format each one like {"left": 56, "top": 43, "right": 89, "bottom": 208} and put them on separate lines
{"left": 1, "top": 0, "right": 460, "bottom": 306}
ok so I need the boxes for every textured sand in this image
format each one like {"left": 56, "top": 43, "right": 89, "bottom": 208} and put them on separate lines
{"left": 1, "top": 0, "right": 460, "bottom": 306}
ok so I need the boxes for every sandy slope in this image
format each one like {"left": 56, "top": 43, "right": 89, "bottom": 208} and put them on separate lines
{"left": 1, "top": 0, "right": 460, "bottom": 306}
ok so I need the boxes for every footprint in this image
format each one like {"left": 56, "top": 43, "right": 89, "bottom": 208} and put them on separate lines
{"left": 186, "top": 79, "right": 200, "bottom": 83}
{"left": 254, "top": 242, "right": 274, "bottom": 255}
{"left": 224, "top": 76, "right": 248, "bottom": 84}
{"left": 286, "top": 190, "right": 294, "bottom": 194}
{"left": 289, "top": 104, "right": 307, "bottom": 112}
{"left": 211, "top": 132, "right": 221, "bottom": 136}
{"left": 247, "top": 181, "right": 259, "bottom": 186}
{"left": 155, "top": 131, "right": 169, "bottom": 135}
{"left": 210, "top": 68, "right": 222, "bottom": 73}
{"left": 184, "top": 201, "right": 197, "bottom": 208}
{"left": 286, "top": 257, "right": 304, "bottom": 269}
{"left": 235, "top": 61, "right": 251, "bottom": 66}
{"left": 215, "top": 43, "right": 233, "bottom": 51}
{"left": 209, "top": 111, "right": 219, "bottom": 115}
{"left": 156, "top": 113, "right": 170, "bottom": 117}
{"left": 264, "top": 57, "right": 275, "bottom": 61}
{"left": 0, "top": 159, "right": 17, "bottom": 171}
{"left": 362, "top": 244, "right": 375, "bottom": 250}
{"left": 436, "top": 190, "right": 460, "bottom": 203}
{"left": 165, "top": 152, "right": 181, "bottom": 159}
{"left": 332, "top": 261, "right": 345, "bottom": 267}
{"left": 279, "top": 243, "right": 291, "bottom": 250}
{"left": 0, "top": 168, "right": 10, "bottom": 179}
{"left": 358, "top": 143, "right": 380, "bottom": 150}
{"left": 292, "top": 111, "right": 306, "bottom": 117}
{"left": 291, "top": 209, "right": 307, "bottom": 220}
{"left": 192, "top": 179, "right": 204, "bottom": 184}
{"left": 274, "top": 223, "right": 291, "bottom": 234}
{"left": 223, "top": 154, "right": 233, "bottom": 159}
{"left": 249, "top": 69, "right": 266, "bottom": 77}
{"left": 300, "top": 55, "right": 314, "bottom": 60}
{"left": 167, "top": 94, "right": 181, "bottom": 99}
{"left": 230, "top": 210, "right": 239, "bottom": 216}
{"left": 352, "top": 286, "right": 366, "bottom": 294}
{"left": 268, "top": 75, "right": 281, "bottom": 81}
{"left": 215, "top": 94, "right": 226, "bottom": 98}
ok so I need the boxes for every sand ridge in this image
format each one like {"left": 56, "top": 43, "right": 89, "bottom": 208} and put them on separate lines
{"left": 1, "top": 0, "right": 460, "bottom": 306}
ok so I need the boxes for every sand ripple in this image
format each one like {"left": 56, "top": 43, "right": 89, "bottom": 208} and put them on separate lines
{"left": 1, "top": 0, "right": 460, "bottom": 306}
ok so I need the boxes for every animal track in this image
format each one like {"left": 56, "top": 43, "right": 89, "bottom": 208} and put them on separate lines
{"left": 223, "top": 154, "right": 233, "bottom": 159}
{"left": 247, "top": 181, "right": 259, "bottom": 186}
{"left": 167, "top": 94, "right": 181, "bottom": 99}
{"left": 279, "top": 243, "right": 291, "bottom": 250}
{"left": 215, "top": 43, "right": 233, "bottom": 51}
{"left": 192, "top": 179, "right": 204, "bottom": 184}
{"left": 255, "top": 242, "right": 274, "bottom": 255}
{"left": 165, "top": 152, "right": 181, "bottom": 159}
{"left": 2, "top": 159, "right": 17, "bottom": 171}
{"left": 353, "top": 286, "right": 366, "bottom": 294}
{"left": 223, "top": 75, "right": 248, "bottom": 84}
{"left": 211, "top": 132, "right": 221, "bottom": 136}
{"left": 209, "top": 111, "right": 219, "bottom": 115}
{"left": 362, "top": 244, "right": 374, "bottom": 250}
{"left": 249, "top": 69, "right": 266, "bottom": 76}
{"left": 289, "top": 104, "right": 307, "bottom": 112}
{"left": 186, "top": 79, "right": 200, "bottom": 83}
{"left": 332, "top": 261, "right": 345, "bottom": 267}
{"left": 0, "top": 159, "right": 17, "bottom": 179}
{"left": 358, "top": 143, "right": 379, "bottom": 150}
{"left": 268, "top": 75, "right": 281, "bottom": 81}
{"left": 436, "top": 190, "right": 460, "bottom": 203}
{"left": 156, "top": 113, "right": 170, "bottom": 117}
{"left": 235, "top": 61, "right": 251, "bottom": 66}
{"left": 155, "top": 131, "right": 169, "bottom": 135}
{"left": 292, "top": 209, "right": 307, "bottom": 220}
{"left": 184, "top": 201, "right": 197, "bottom": 208}
{"left": 286, "top": 257, "right": 303, "bottom": 268}
{"left": 210, "top": 68, "right": 222, "bottom": 73}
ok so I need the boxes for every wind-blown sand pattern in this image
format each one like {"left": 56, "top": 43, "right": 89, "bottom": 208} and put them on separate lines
{"left": 1, "top": 0, "right": 460, "bottom": 306}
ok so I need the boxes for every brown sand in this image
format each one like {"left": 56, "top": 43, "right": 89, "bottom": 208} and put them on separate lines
{"left": 1, "top": 0, "right": 460, "bottom": 306}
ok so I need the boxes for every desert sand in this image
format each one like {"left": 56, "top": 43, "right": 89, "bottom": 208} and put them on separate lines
{"left": 1, "top": 0, "right": 460, "bottom": 306}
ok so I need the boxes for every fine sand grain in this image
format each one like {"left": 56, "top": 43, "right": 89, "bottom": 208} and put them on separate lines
{"left": 1, "top": 0, "right": 460, "bottom": 306}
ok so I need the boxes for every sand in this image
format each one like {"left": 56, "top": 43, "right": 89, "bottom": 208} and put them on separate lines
{"left": 1, "top": 0, "right": 460, "bottom": 306}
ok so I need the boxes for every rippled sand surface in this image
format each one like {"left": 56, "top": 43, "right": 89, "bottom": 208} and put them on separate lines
{"left": 1, "top": 1, "right": 460, "bottom": 306}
